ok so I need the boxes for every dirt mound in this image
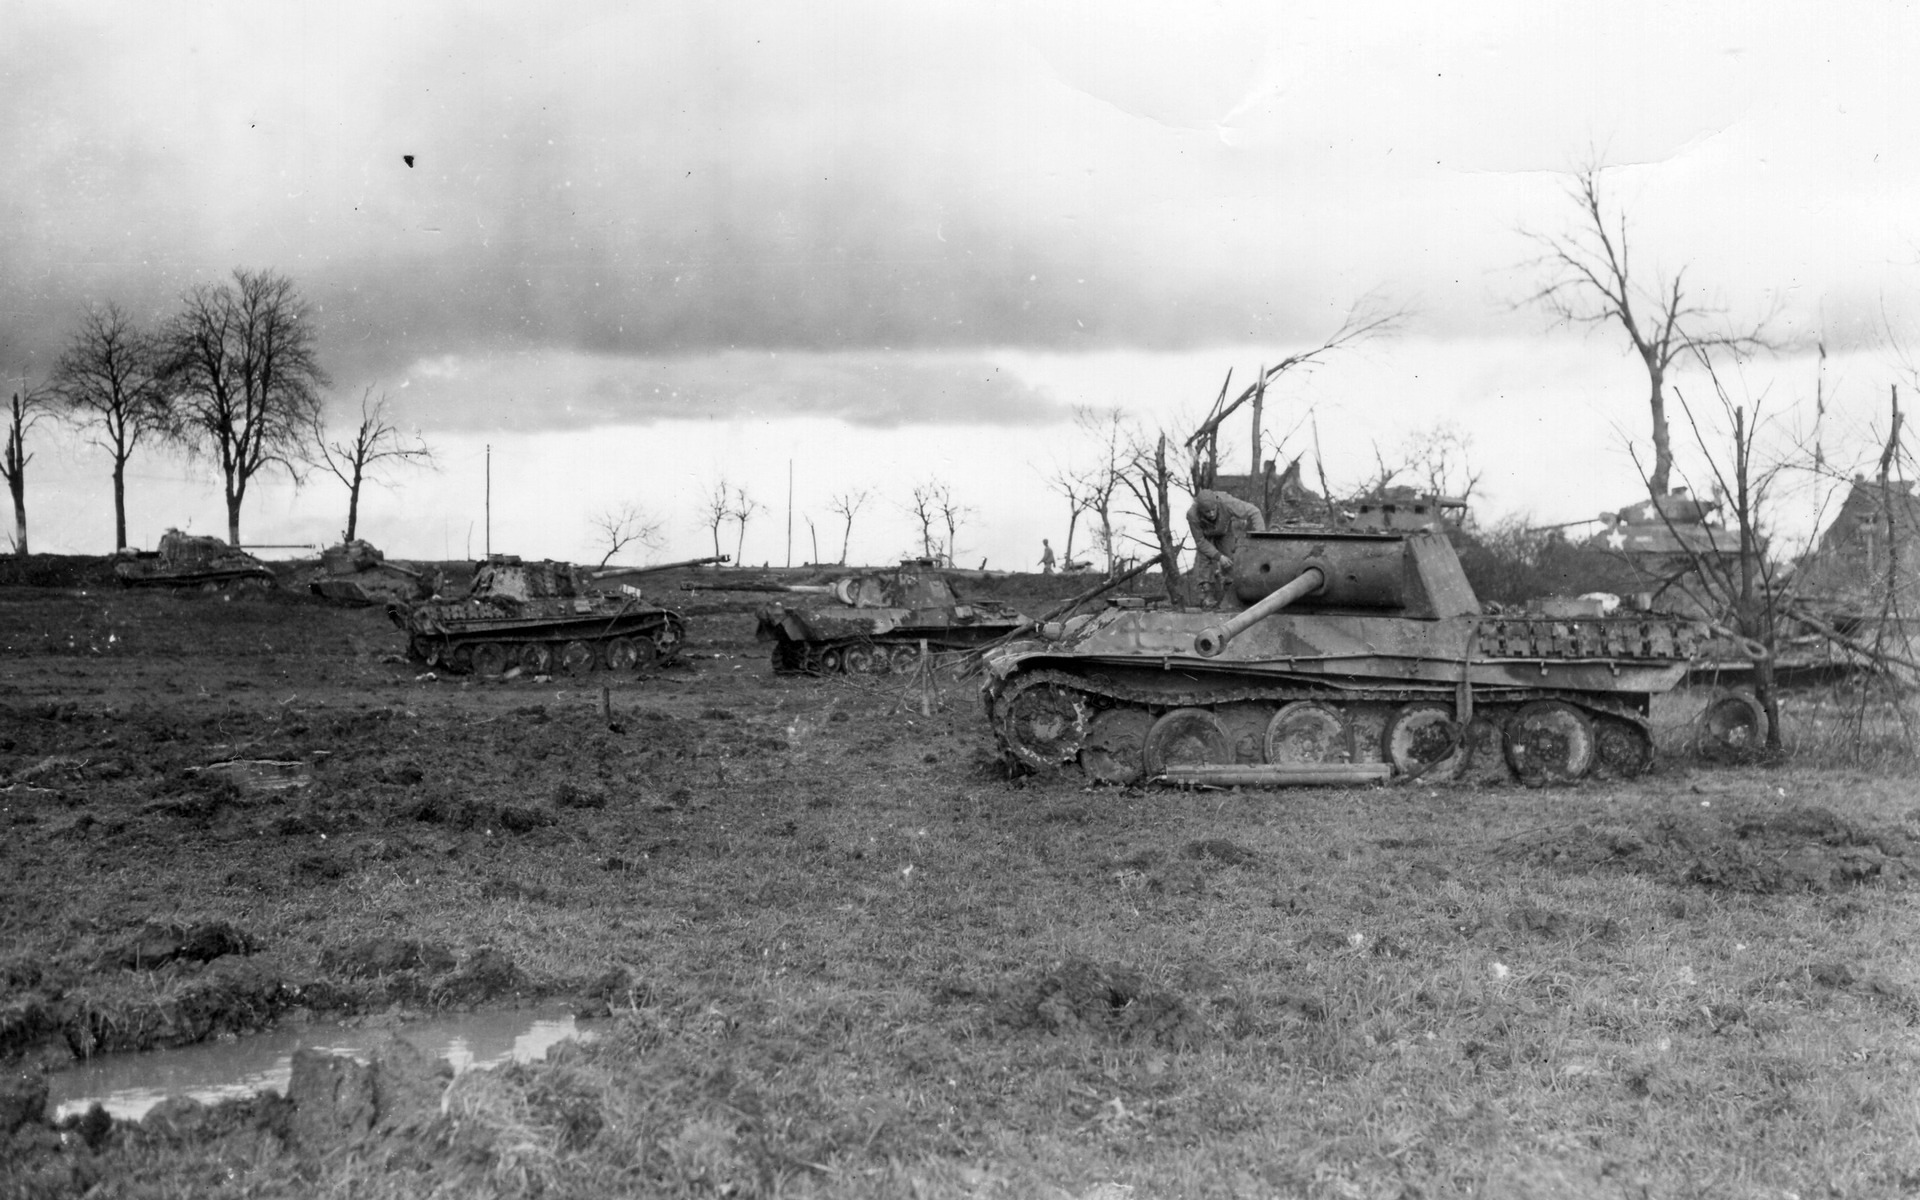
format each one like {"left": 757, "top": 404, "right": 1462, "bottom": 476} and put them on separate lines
{"left": 992, "top": 958, "right": 1204, "bottom": 1047}
{"left": 0, "top": 555, "right": 119, "bottom": 589}
{"left": 1501, "top": 804, "right": 1918, "bottom": 894}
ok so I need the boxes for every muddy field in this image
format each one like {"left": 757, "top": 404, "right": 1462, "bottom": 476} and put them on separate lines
{"left": 3, "top": 567, "right": 1919, "bottom": 1198}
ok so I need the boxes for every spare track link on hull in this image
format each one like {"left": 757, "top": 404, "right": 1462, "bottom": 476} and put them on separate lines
{"left": 984, "top": 666, "right": 1650, "bottom": 784}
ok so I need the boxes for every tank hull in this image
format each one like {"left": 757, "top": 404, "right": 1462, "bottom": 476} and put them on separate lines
{"left": 759, "top": 603, "right": 1025, "bottom": 676}
{"left": 983, "top": 528, "right": 1709, "bottom": 786}
{"left": 387, "top": 557, "right": 687, "bottom": 679}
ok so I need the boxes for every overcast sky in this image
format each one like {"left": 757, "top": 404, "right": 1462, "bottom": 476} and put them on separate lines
{"left": 6, "top": 2, "right": 1919, "bottom": 566}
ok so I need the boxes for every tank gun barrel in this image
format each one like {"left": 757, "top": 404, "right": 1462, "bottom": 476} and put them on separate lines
{"left": 593, "top": 554, "right": 729, "bottom": 579}
{"left": 1192, "top": 566, "right": 1325, "bottom": 658}
{"left": 678, "top": 581, "right": 832, "bottom": 593}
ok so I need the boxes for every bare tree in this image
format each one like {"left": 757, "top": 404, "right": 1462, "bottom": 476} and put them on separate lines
{"left": 1045, "top": 466, "right": 1093, "bottom": 568}
{"left": 2, "top": 383, "right": 55, "bottom": 556}
{"left": 161, "top": 268, "right": 329, "bottom": 545}
{"left": 50, "top": 302, "right": 171, "bottom": 550}
{"left": 699, "top": 477, "right": 731, "bottom": 561}
{"left": 728, "top": 485, "right": 760, "bottom": 565}
{"left": 1184, "top": 298, "right": 1405, "bottom": 490}
{"left": 1119, "top": 430, "right": 1184, "bottom": 602}
{"left": 1072, "top": 406, "right": 1130, "bottom": 575}
{"left": 1523, "top": 165, "right": 1771, "bottom": 497}
{"left": 310, "top": 387, "right": 435, "bottom": 543}
{"left": 588, "top": 501, "right": 665, "bottom": 568}
{"left": 907, "top": 482, "right": 944, "bottom": 562}
{"left": 826, "top": 489, "right": 869, "bottom": 565}
{"left": 935, "top": 484, "right": 969, "bottom": 567}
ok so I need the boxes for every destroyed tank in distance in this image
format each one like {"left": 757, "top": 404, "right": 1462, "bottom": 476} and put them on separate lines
{"left": 388, "top": 555, "right": 693, "bottom": 678}
{"left": 308, "top": 540, "right": 433, "bottom": 607}
{"left": 983, "top": 526, "right": 1732, "bottom": 786}
{"left": 114, "top": 529, "right": 277, "bottom": 593}
{"left": 755, "top": 560, "right": 1029, "bottom": 675}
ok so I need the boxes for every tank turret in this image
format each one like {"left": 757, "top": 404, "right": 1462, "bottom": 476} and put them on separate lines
{"left": 983, "top": 526, "right": 1731, "bottom": 786}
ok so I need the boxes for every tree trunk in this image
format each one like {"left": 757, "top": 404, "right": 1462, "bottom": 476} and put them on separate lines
{"left": 112, "top": 459, "right": 127, "bottom": 551}
{"left": 1063, "top": 509, "right": 1079, "bottom": 566}
{"left": 8, "top": 478, "right": 24, "bottom": 557}
{"left": 226, "top": 483, "right": 243, "bottom": 547}
{"left": 1646, "top": 365, "right": 1672, "bottom": 497}
{"left": 839, "top": 520, "right": 852, "bottom": 565}
{"left": 345, "top": 462, "right": 363, "bottom": 542}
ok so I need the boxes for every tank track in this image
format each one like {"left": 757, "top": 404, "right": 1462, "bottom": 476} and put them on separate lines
{"left": 407, "top": 612, "right": 684, "bottom": 678}
{"left": 984, "top": 664, "right": 1652, "bottom": 784}
{"left": 771, "top": 635, "right": 979, "bottom": 676}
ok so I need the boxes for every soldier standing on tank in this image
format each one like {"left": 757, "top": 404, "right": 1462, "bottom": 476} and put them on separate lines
{"left": 1187, "top": 488, "right": 1266, "bottom": 605}
{"left": 1039, "top": 539, "right": 1056, "bottom": 574}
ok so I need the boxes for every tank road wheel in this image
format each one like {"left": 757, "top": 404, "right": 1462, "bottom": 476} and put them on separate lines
{"left": 1143, "top": 708, "right": 1234, "bottom": 777}
{"left": 471, "top": 642, "right": 510, "bottom": 680}
{"left": 447, "top": 644, "right": 474, "bottom": 675}
{"left": 652, "top": 623, "right": 685, "bottom": 663}
{"left": 559, "top": 640, "right": 598, "bottom": 675}
{"left": 604, "top": 637, "right": 642, "bottom": 671}
{"left": 519, "top": 643, "right": 554, "bottom": 676}
{"left": 1264, "top": 701, "right": 1348, "bottom": 765}
{"left": 1593, "top": 716, "right": 1655, "bottom": 779}
{"left": 819, "top": 645, "right": 847, "bottom": 673}
{"left": 998, "top": 679, "right": 1093, "bottom": 772}
{"left": 627, "top": 637, "right": 661, "bottom": 672}
{"left": 889, "top": 644, "right": 925, "bottom": 675}
{"left": 1081, "top": 707, "right": 1155, "bottom": 784}
{"left": 1383, "top": 702, "right": 1468, "bottom": 782}
{"left": 1504, "top": 700, "right": 1596, "bottom": 785}
{"left": 1700, "top": 691, "right": 1766, "bottom": 761}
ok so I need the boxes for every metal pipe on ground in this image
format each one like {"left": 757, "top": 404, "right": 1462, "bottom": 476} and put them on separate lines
{"left": 1158, "top": 762, "right": 1390, "bottom": 787}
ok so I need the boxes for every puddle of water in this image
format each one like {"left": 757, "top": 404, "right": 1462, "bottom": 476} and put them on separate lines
{"left": 45, "top": 1005, "right": 588, "bottom": 1122}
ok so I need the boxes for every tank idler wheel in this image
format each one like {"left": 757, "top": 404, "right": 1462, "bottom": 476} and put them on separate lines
{"left": 1504, "top": 700, "right": 1595, "bottom": 785}
{"left": 819, "top": 645, "right": 847, "bottom": 673}
{"left": 1593, "top": 716, "right": 1655, "bottom": 779}
{"left": 1264, "top": 701, "right": 1348, "bottom": 765}
{"left": 889, "top": 644, "right": 925, "bottom": 675}
{"left": 843, "top": 644, "right": 877, "bottom": 675}
{"left": 559, "top": 640, "right": 598, "bottom": 675}
{"left": 1081, "top": 707, "right": 1155, "bottom": 784}
{"left": 652, "top": 624, "right": 684, "bottom": 662}
{"left": 604, "top": 637, "right": 643, "bottom": 672}
{"left": 417, "top": 639, "right": 443, "bottom": 668}
{"left": 1143, "top": 708, "right": 1234, "bottom": 777}
{"left": 1383, "top": 702, "right": 1469, "bottom": 782}
{"left": 1700, "top": 691, "right": 1766, "bottom": 761}
{"left": 998, "top": 680, "right": 1093, "bottom": 772}
{"left": 520, "top": 643, "right": 554, "bottom": 676}
{"left": 471, "top": 642, "right": 510, "bottom": 680}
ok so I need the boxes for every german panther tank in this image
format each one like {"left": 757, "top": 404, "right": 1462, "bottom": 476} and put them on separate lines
{"left": 388, "top": 555, "right": 694, "bottom": 678}
{"left": 755, "top": 560, "right": 1029, "bottom": 676}
{"left": 113, "top": 529, "right": 277, "bottom": 593}
{"left": 983, "top": 526, "right": 1725, "bottom": 786}
{"left": 308, "top": 540, "right": 433, "bottom": 607}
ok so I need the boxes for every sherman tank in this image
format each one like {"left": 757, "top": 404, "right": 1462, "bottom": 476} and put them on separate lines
{"left": 982, "top": 526, "right": 1741, "bottom": 786}
{"left": 388, "top": 554, "right": 721, "bottom": 678}
{"left": 753, "top": 560, "right": 1029, "bottom": 675}
{"left": 307, "top": 540, "right": 434, "bottom": 607}
{"left": 113, "top": 529, "right": 277, "bottom": 593}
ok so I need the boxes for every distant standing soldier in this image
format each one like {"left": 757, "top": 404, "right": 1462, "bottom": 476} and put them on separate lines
{"left": 1187, "top": 489, "right": 1266, "bottom": 604}
{"left": 1038, "top": 539, "right": 1056, "bottom": 574}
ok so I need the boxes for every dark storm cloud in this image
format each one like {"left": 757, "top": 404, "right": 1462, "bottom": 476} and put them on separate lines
{"left": 0, "top": 4, "right": 1336, "bottom": 413}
